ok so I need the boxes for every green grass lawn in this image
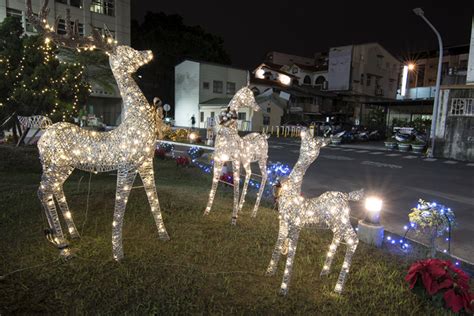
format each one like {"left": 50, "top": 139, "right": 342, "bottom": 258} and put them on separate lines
{"left": 0, "top": 145, "right": 446, "bottom": 314}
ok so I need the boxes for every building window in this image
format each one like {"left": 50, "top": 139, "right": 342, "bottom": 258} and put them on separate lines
{"left": 303, "top": 75, "right": 311, "bottom": 85}
{"left": 213, "top": 80, "right": 223, "bottom": 93}
{"left": 267, "top": 107, "right": 271, "bottom": 113}
{"left": 203, "top": 82, "right": 210, "bottom": 89}
{"left": 366, "top": 74, "right": 372, "bottom": 86}
{"left": 360, "top": 74, "right": 364, "bottom": 85}
{"left": 6, "top": 8, "right": 22, "bottom": 21}
{"left": 210, "top": 111, "right": 215, "bottom": 118}
{"left": 200, "top": 112, "right": 204, "bottom": 122}
{"left": 238, "top": 112, "right": 246, "bottom": 120}
{"left": 263, "top": 116, "right": 270, "bottom": 125}
{"left": 450, "top": 98, "right": 473, "bottom": 117}
{"left": 56, "top": 0, "right": 83, "bottom": 7}
{"left": 226, "top": 82, "right": 236, "bottom": 94}
{"left": 90, "top": 0, "right": 115, "bottom": 16}
{"left": 56, "top": 20, "right": 83, "bottom": 36}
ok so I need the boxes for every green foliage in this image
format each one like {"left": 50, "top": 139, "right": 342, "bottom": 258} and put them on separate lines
{"left": 0, "top": 17, "right": 90, "bottom": 123}
{"left": 131, "top": 12, "right": 231, "bottom": 107}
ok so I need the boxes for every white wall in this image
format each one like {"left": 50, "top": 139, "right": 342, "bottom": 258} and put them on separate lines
{"left": 467, "top": 17, "right": 474, "bottom": 85}
{"left": 175, "top": 61, "right": 200, "bottom": 127}
{"left": 328, "top": 45, "right": 353, "bottom": 91}
{"left": 199, "top": 64, "right": 247, "bottom": 102}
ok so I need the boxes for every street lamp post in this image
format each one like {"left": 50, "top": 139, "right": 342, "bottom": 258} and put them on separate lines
{"left": 413, "top": 8, "right": 443, "bottom": 158}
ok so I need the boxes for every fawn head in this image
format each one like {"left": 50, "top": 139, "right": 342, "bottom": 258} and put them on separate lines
{"left": 299, "top": 129, "right": 329, "bottom": 163}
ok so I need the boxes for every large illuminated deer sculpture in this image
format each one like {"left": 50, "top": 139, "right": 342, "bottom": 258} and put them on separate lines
{"left": 27, "top": 0, "right": 169, "bottom": 261}
{"left": 203, "top": 86, "right": 268, "bottom": 224}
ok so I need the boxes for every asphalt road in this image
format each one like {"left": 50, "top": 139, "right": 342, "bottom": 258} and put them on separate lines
{"left": 266, "top": 137, "right": 474, "bottom": 263}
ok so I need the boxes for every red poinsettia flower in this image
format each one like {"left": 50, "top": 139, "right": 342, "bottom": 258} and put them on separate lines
{"left": 406, "top": 259, "right": 474, "bottom": 314}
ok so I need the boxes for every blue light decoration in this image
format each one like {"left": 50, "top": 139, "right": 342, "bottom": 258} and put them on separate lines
{"left": 186, "top": 146, "right": 292, "bottom": 196}
{"left": 384, "top": 199, "right": 458, "bottom": 264}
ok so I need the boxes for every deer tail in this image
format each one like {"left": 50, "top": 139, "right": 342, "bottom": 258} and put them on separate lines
{"left": 347, "top": 189, "right": 364, "bottom": 201}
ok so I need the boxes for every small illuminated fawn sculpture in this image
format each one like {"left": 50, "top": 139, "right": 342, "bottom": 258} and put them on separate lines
{"left": 28, "top": 0, "right": 169, "bottom": 261}
{"left": 266, "top": 130, "right": 364, "bottom": 295}
{"left": 204, "top": 86, "right": 268, "bottom": 224}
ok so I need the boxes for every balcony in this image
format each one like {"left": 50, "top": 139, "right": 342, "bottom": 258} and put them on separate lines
{"left": 396, "top": 87, "right": 436, "bottom": 100}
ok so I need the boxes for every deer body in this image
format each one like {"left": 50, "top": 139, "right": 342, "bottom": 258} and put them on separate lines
{"left": 266, "top": 131, "right": 363, "bottom": 295}
{"left": 204, "top": 86, "right": 268, "bottom": 224}
{"left": 28, "top": 1, "right": 169, "bottom": 261}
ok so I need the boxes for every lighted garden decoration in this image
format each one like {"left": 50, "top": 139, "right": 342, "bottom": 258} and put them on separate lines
{"left": 204, "top": 86, "right": 269, "bottom": 224}
{"left": 407, "top": 199, "right": 456, "bottom": 257}
{"left": 28, "top": 0, "right": 169, "bottom": 260}
{"left": 266, "top": 130, "right": 364, "bottom": 295}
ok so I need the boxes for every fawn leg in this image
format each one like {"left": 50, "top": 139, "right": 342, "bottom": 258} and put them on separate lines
{"left": 53, "top": 167, "right": 80, "bottom": 239}
{"left": 138, "top": 160, "right": 169, "bottom": 240}
{"left": 334, "top": 229, "right": 358, "bottom": 294}
{"left": 204, "top": 160, "right": 223, "bottom": 215}
{"left": 231, "top": 159, "right": 240, "bottom": 225}
{"left": 251, "top": 158, "right": 267, "bottom": 217}
{"left": 266, "top": 219, "right": 288, "bottom": 276}
{"left": 280, "top": 226, "right": 301, "bottom": 296}
{"left": 320, "top": 235, "right": 341, "bottom": 276}
{"left": 238, "top": 162, "right": 251, "bottom": 213}
{"left": 112, "top": 168, "right": 137, "bottom": 261}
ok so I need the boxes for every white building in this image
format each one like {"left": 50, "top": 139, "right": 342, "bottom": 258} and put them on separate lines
{"left": 0, "top": 0, "right": 131, "bottom": 125}
{"left": 175, "top": 60, "right": 285, "bottom": 131}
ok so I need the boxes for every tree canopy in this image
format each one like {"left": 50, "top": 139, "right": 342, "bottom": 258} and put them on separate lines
{"left": 132, "top": 12, "right": 231, "bottom": 112}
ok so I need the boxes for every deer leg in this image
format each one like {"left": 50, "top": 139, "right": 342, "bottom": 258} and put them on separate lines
{"left": 112, "top": 168, "right": 137, "bottom": 261}
{"left": 238, "top": 162, "right": 251, "bottom": 213}
{"left": 38, "top": 169, "right": 69, "bottom": 255}
{"left": 280, "top": 226, "right": 301, "bottom": 296}
{"left": 251, "top": 158, "right": 267, "bottom": 217}
{"left": 320, "top": 235, "right": 341, "bottom": 276}
{"left": 53, "top": 167, "right": 80, "bottom": 239}
{"left": 231, "top": 159, "right": 240, "bottom": 225}
{"left": 334, "top": 228, "right": 359, "bottom": 294}
{"left": 266, "top": 219, "right": 288, "bottom": 276}
{"left": 204, "top": 160, "right": 223, "bottom": 215}
{"left": 138, "top": 160, "right": 169, "bottom": 241}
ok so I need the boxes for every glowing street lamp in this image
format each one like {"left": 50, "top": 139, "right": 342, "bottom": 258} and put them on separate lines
{"left": 364, "top": 197, "right": 383, "bottom": 225}
{"left": 358, "top": 196, "right": 384, "bottom": 247}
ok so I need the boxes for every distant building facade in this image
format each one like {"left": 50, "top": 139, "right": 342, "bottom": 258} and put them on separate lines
{"left": 175, "top": 60, "right": 284, "bottom": 131}
{"left": 0, "top": 0, "right": 131, "bottom": 125}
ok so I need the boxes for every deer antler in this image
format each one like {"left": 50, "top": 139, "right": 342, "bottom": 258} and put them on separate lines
{"left": 26, "top": 0, "right": 116, "bottom": 52}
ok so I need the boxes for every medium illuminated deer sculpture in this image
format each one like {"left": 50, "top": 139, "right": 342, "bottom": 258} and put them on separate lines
{"left": 204, "top": 86, "right": 268, "bottom": 224}
{"left": 266, "top": 130, "right": 364, "bottom": 295}
{"left": 27, "top": 0, "right": 169, "bottom": 261}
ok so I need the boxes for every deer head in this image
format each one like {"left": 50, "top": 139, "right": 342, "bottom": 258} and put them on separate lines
{"left": 26, "top": 0, "right": 152, "bottom": 74}
{"left": 228, "top": 86, "right": 260, "bottom": 112}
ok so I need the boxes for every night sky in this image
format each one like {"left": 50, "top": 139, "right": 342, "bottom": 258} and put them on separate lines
{"left": 132, "top": 0, "right": 473, "bottom": 69}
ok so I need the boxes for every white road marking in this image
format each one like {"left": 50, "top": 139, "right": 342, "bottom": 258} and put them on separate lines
{"left": 341, "top": 149, "right": 355, "bottom": 152}
{"left": 444, "top": 160, "right": 458, "bottom": 164}
{"left": 386, "top": 153, "right": 401, "bottom": 157}
{"left": 361, "top": 161, "right": 402, "bottom": 169}
{"left": 409, "top": 186, "right": 474, "bottom": 206}
{"left": 291, "top": 149, "right": 300, "bottom": 154}
{"left": 403, "top": 156, "right": 418, "bottom": 159}
{"left": 369, "top": 152, "right": 384, "bottom": 155}
{"left": 270, "top": 145, "right": 284, "bottom": 149}
{"left": 355, "top": 150, "right": 369, "bottom": 153}
{"left": 467, "top": 163, "right": 474, "bottom": 167}
{"left": 423, "top": 158, "right": 437, "bottom": 162}
{"left": 321, "top": 155, "right": 355, "bottom": 161}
